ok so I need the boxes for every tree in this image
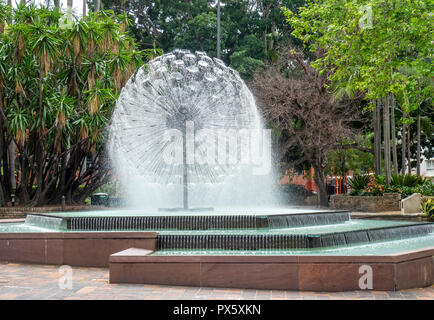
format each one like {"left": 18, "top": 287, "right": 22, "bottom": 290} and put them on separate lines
{"left": 284, "top": 0, "right": 433, "bottom": 180}
{"left": 0, "top": 4, "right": 159, "bottom": 206}
{"left": 326, "top": 136, "right": 375, "bottom": 177}
{"left": 100, "top": 0, "right": 308, "bottom": 79}
{"left": 251, "top": 48, "right": 362, "bottom": 206}
{"left": 173, "top": 12, "right": 228, "bottom": 56}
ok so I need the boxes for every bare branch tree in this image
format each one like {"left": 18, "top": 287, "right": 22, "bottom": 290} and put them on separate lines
{"left": 251, "top": 47, "right": 362, "bottom": 206}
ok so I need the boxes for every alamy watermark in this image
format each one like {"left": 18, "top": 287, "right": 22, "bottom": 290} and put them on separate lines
{"left": 58, "top": 265, "right": 73, "bottom": 290}
{"left": 359, "top": 5, "right": 373, "bottom": 29}
{"left": 358, "top": 264, "right": 373, "bottom": 290}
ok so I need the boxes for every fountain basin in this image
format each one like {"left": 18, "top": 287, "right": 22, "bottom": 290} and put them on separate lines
{"left": 0, "top": 231, "right": 157, "bottom": 267}
{"left": 109, "top": 245, "right": 434, "bottom": 291}
{"left": 1, "top": 208, "right": 433, "bottom": 291}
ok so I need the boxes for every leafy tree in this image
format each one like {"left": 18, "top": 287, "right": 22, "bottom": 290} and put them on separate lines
{"left": 0, "top": 4, "right": 159, "bottom": 206}
{"left": 100, "top": 0, "right": 308, "bottom": 79}
{"left": 325, "top": 136, "right": 375, "bottom": 177}
{"left": 284, "top": 0, "right": 433, "bottom": 183}
{"left": 173, "top": 12, "right": 228, "bottom": 56}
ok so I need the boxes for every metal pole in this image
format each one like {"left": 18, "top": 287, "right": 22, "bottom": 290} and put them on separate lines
{"left": 217, "top": 0, "right": 221, "bottom": 59}
{"left": 182, "top": 125, "right": 189, "bottom": 210}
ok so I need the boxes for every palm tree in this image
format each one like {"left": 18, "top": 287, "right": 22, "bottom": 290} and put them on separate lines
{"left": 27, "top": 19, "right": 60, "bottom": 204}
{"left": 68, "top": 19, "right": 89, "bottom": 105}
{"left": 0, "top": 4, "right": 155, "bottom": 206}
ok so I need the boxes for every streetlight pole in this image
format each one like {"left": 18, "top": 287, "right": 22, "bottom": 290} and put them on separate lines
{"left": 217, "top": 0, "right": 221, "bottom": 59}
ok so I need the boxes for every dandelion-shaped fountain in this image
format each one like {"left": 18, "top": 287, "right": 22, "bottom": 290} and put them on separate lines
{"left": 109, "top": 49, "right": 270, "bottom": 210}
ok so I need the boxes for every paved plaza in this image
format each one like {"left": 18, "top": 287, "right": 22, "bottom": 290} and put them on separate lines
{"left": 0, "top": 262, "right": 433, "bottom": 300}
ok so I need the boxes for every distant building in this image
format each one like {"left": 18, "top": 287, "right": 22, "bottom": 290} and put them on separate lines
{"left": 412, "top": 157, "right": 434, "bottom": 178}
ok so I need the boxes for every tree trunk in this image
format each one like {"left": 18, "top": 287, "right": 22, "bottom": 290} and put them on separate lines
{"left": 0, "top": 85, "right": 11, "bottom": 204}
{"left": 383, "top": 96, "right": 391, "bottom": 186}
{"left": 0, "top": 131, "right": 6, "bottom": 207}
{"left": 9, "top": 142, "right": 15, "bottom": 190}
{"left": 19, "top": 156, "right": 29, "bottom": 204}
{"left": 269, "top": 22, "right": 276, "bottom": 51}
{"left": 0, "top": 180, "right": 5, "bottom": 207}
{"left": 34, "top": 69, "right": 44, "bottom": 205}
{"left": 94, "top": 0, "right": 100, "bottom": 11}
{"left": 54, "top": 0, "right": 60, "bottom": 9}
{"left": 312, "top": 160, "right": 328, "bottom": 207}
{"left": 262, "top": 29, "right": 267, "bottom": 55}
{"left": 416, "top": 112, "right": 421, "bottom": 176}
{"left": 390, "top": 93, "right": 398, "bottom": 175}
{"left": 374, "top": 99, "right": 382, "bottom": 175}
{"left": 407, "top": 123, "right": 411, "bottom": 174}
{"left": 83, "top": 0, "right": 87, "bottom": 16}
{"left": 401, "top": 113, "right": 407, "bottom": 174}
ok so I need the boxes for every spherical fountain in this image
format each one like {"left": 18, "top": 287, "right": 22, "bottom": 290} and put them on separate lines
{"left": 109, "top": 49, "right": 278, "bottom": 210}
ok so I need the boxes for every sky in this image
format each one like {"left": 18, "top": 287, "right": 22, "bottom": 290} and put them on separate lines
{"left": 9, "top": 0, "right": 86, "bottom": 17}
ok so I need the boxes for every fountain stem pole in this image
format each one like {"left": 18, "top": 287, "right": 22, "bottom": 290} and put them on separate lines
{"left": 182, "top": 124, "right": 189, "bottom": 210}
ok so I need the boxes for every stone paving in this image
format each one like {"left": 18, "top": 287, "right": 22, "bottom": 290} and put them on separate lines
{"left": 0, "top": 262, "right": 433, "bottom": 300}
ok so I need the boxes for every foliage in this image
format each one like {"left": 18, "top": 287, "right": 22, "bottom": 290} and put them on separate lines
{"left": 94, "top": 180, "right": 119, "bottom": 196}
{"left": 229, "top": 50, "right": 264, "bottom": 80}
{"left": 284, "top": 0, "right": 433, "bottom": 112}
{"left": 374, "top": 174, "right": 386, "bottom": 186}
{"left": 362, "top": 175, "right": 433, "bottom": 198}
{"left": 362, "top": 184, "right": 390, "bottom": 197}
{"left": 173, "top": 11, "right": 228, "bottom": 57}
{"left": 325, "top": 136, "right": 374, "bottom": 178}
{"left": 251, "top": 47, "right": 363, "bottom": 206}
{"left": 283, "top": 0, "right": 433, "bottom": 181}
{"left": 421, "top": 199, "right": 434, "bottom": 220}
{"left": 0, "top": 4, "right": 158, "bottom": 205}
{"left": 347, "top": 174, "right": 371, "bottom": 195}
{"left": 101, "top": 0, "right": 308, "bottom": 79}
{"left": 390, "top": 174, "right": 426, "bottom": 187}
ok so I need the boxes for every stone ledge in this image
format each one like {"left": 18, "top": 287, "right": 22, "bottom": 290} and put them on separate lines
{"left": 0, "top": 205, "right": 108, "bottom": 219}
{"left": 0, "top": 232, "right": 158, "bottom": 267}
{"left": 108, "top": 248, "right": 434, "bottom": 291}
{"left": 331, "top": 193, "right": 401, "bottom": 212}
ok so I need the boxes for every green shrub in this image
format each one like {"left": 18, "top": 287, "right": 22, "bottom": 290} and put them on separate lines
{"left": 419, "top": 180, "right": 434, "bottom": 196}
{"left": 421, "top": 199, "right": 434, "bottom": 221}
{"left": 391, "top": 174, "right": 426, "bottom": 187}
{"left": 348, "top": 174, "right": 371, "bottom": 195}
{"left": 94, "top": 181, "right": 118, "bottom": 197}
{"left": 397, "top": 181, "right": 434, "bottom": 198}
{"left": 370, "top": 175, "right": 433, "bottom": 198}
{"left": 374, "top": 174, "right": 386, "bottom": 185}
